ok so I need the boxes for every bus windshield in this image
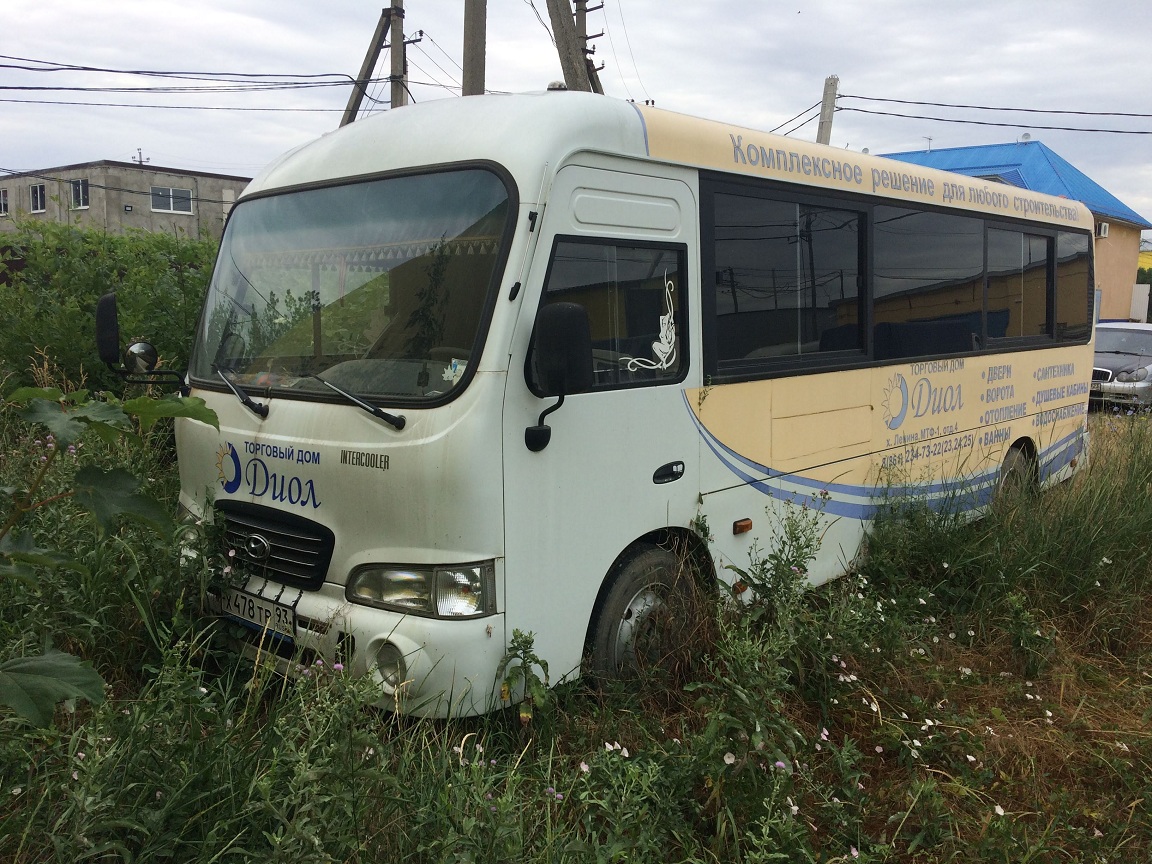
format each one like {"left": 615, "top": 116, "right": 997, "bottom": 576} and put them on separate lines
{"left": 189, "top": 168, "right": 512, "bottom": 402}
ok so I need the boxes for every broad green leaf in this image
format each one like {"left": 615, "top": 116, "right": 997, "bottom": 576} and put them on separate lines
{"left": 0, "top": 532, "right": 87, "bottom": 577}
{"left": 73, "top": 466, "right": 172, "bottom": 536}
{"left": 16, "top": 399, "right": 87, "bottom": 445}
{"left": 7, "top": 386, "right": 64, "bottom": 405}
{"left": 123, "top": 394, "right": 219, "bottom": 432}
{"left": 0, "top": 649, "right": 106, "bottom": 727}
{"left": 71, "top": 400, "right": 139, "bottom": 447}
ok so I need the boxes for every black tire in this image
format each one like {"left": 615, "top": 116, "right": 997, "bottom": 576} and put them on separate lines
{"left": 587, "top": 544, "right": 688, "bottom": 679}
{"left": 996, "top": 445, "right": 1038, "bottom": 504}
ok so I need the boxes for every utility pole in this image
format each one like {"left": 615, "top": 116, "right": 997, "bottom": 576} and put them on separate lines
{"left": 462, "top": 0, "right": 487, "bottom": 96}
{"left": 389, "top": 0, "right": 407, "bottom": 109}
{"left": 816, "top": 74, "right": 838, "bottom": 145}
{"left": 575, "top": 0, "right": 604, "bottom": 95}
{"left": 546, "top": 0, "right": 591, "bottom": 91}
{"left": 342, "top": 9, "right": 392, "bottom": 127}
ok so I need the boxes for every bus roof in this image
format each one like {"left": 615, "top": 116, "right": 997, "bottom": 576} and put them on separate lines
{"left": 243, "top": 92, "right": 1093, "bottom": 233}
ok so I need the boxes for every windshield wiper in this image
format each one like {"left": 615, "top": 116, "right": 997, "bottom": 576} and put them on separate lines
{"left": 307, "top": 375, "right": 406, "bottom": 430}
{"left": 216, "top": 368, "right": 269, "bottom": 418}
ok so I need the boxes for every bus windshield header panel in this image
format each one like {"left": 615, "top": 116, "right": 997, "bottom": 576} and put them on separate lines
{"left": 190, "top": 168, "right": 514, "bottom": 403}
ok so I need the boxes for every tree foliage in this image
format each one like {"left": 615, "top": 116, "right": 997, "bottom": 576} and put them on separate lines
{"left": 0, "top": 220, "right": 218, "bottom": 390}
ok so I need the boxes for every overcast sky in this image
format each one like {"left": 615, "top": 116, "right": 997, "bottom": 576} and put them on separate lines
{"left": 5, "top": 0, "right": 1151, "bottom": 240}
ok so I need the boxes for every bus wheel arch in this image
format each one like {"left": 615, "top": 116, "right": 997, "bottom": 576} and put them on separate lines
{"left": 584, "top": 528, "right": 714, "bottom": 680}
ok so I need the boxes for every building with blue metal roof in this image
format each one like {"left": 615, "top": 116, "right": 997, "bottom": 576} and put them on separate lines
{"left": 885, "top": 141, "right": 1151, "bottom": 322}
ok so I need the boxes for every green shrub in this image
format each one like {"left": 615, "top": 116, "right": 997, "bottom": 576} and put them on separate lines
{"left": 0, "top": 221, "right": 217, "bottom": 390}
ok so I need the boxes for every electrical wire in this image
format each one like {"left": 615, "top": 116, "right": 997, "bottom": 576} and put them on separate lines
{"left": 408, "top": 50, "right": 461, "bottom": 93}
{"left": 840, "top": 94, "right": 1152, "bottom": 119}
{"left": 837, "top": 106, "right": 1152, "bottom": 135}
{"left": 600, "top": 2, "right": 632, "bottom": 101}
{"left": 0, "top": 54, "right": 355, "bottom": 84}
{"left": 522, "top": 0, "right": 554, "bottom": 42}
{"left": 613, "top": 0, "right": 649, "bottom": 103}
{"left": 0, "top": 97, "right": 342, "bottom": 112}
{"left": 780, "top": 110, "right": 821, "bottom": 138}
{"left": 769, "top": 101, "right": 821, "bottom": 134}
{"left": 416, "top": 30, "right": 464, "bottom": 75}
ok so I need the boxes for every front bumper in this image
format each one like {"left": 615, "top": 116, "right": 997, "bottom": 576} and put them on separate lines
{"left": 1089, "top": 379, "right": 1152, "bottom": 410}
{"left": 212, "top": 578, "right": 507, "bottom": 717}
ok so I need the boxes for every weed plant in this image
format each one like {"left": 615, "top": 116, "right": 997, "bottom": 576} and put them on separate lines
{"left": 2, "top": 410, "right": 1151, "bottom": 862}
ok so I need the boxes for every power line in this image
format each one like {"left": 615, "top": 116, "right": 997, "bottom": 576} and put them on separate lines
{"left": 0, "top": 53, "right": 354, "bottom": 84}
{"left": 521, "top": 0, "right": 554, "bottom": 41}
{"left": 837, "top": 106, "right": 1152, "bottom": 135}
{"left": 416, "top": 30, "right": 465, "bottom": 75}
{"left": 0, "top": 80, "right": 377, "bottom": 95}
{"left": 780, "top": 111, "right": 821, "bottom": 138}
{"left": 613, "top": 0, "right": 649, "bottom": 103}
{"left": 840, "top": 93, "right": 1152, "bottom": 119}
{"left": 769, "top": 101, "right": 821, "bottom": 134}
{"left": 0, "top": 97, "right": 342, "bottom": 112}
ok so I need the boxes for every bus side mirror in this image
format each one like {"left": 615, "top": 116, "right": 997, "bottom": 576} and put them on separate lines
{"left": 525, "top": 302, "right": 594, "bottom": 452}
{"left": 95, "top": 291, "right": 186, "bottom": 390}
{"left": 95, "top": 292, "right": 123, "bottom": 367}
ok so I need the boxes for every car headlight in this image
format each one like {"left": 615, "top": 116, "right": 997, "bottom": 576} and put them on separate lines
{"left": 1116, "top": 367, "right": 1150, "bottom": 382}
{"left": 347, "top": 561, "right": 496, "bottom": 618}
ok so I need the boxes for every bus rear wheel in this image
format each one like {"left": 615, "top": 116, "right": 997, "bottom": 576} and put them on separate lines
{"left": 996, "top": 445, "right": 1038, "bottom": 504}
{"left": 588, "top": 544, "right": 688, "bottom": 680}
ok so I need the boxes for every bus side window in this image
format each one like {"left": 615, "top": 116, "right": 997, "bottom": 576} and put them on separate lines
{"left": 533, "top": 239, "right": 687, "bottom": 391}
{"left": 712, "top": 192, "right": 863, "bottom": 362}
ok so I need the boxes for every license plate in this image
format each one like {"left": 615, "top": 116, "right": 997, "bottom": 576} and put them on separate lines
{"left": 218, "top": 587, "right": 297, "bottom": 640}
{"left": 1090, "top": 382, "right": 1102, "bottom": 391}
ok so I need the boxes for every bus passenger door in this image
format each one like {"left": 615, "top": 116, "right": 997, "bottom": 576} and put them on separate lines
{"left": 501, "top": 165, "right": 701, "bottom": 683}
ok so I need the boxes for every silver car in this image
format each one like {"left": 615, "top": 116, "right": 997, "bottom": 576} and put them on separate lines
{"left": 1091, "top": 322, "right": 1152, "bottom": 410}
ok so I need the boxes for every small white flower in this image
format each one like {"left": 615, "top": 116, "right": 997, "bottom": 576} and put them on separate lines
{"left": 966, "top": 754, "right": 976, "bottom": 762}
{"left": 580, "top": 761, "right": 590, "bottom": 774}
{"left": 994, "top": 804, "right": 1005, "bottom": 816}
{"left": 723, "top": 752, "right": 736, "bottom": 765}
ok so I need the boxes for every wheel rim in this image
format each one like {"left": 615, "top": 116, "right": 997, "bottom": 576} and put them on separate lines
{"left": 613, "top": 585, "right": 662, "bottom": 670}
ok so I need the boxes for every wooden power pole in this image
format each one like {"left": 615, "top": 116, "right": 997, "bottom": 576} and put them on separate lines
{"left": 546, "top": 0, "right": 591, "bottom": 91}
{"left": 575, "top": 0, "right": 604, "bottom": 95}
{"left": 462, "top": 0, "right": 487, "bottom": 96}
{"left": 341, "top": 9, "right": 392, "bottom": 126}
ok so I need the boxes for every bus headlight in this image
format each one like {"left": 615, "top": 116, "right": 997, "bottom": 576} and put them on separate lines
{"left": 347, "top": 561, "right": 496, "bottom": 618}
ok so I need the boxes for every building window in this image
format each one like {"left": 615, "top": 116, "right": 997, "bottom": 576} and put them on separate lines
{"left": 30, "top": 184, "right": 46, "bottom": 213}
{"left": 0, "top": 189, "right": 8, "bottom": 217}
{"left": 70, "top": 178, "right": 90, "bottom": 210}
{"left": 151, "top": 186, "right": 193, "bottom": 213}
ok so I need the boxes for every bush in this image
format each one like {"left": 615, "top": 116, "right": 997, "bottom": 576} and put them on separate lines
{"left": 0, "top": 221, "right": 217, "bottom": 391}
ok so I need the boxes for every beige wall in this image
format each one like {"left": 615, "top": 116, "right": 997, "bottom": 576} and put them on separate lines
{"left": 0, "top": 163, "right": 248, "bottom": 242}
{"left": 1095, "top": 220, "right": 1144, "bottom": 321}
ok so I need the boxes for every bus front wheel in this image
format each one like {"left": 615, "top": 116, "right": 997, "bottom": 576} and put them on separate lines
{"left": 587, "top": 544, "right": 687, "bottom": 680}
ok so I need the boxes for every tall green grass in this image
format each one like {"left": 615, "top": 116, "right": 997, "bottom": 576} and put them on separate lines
{"left": 2, "top": 409, "right": 1150, "bottom": 862}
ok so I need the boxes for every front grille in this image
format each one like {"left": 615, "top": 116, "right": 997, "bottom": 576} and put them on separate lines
{"left": 1092, "top": 368, "right": 1113, "bottom": 383}
{"left": 216, "top": 500, "right": 335, "bottom": 591}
